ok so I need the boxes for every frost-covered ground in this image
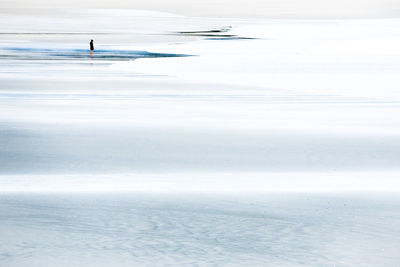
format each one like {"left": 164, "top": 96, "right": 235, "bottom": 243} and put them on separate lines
{"left": 1, "top": 9, "right": 400, "bottom": 266}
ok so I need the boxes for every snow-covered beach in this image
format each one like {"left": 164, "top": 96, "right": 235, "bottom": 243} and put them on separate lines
{"left": 1, "top": 9, "right": 400, "bottom": 266}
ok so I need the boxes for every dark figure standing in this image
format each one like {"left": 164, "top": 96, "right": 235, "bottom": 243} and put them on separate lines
{"left": 89, "top": 40, "right": 94, "bottom": 58}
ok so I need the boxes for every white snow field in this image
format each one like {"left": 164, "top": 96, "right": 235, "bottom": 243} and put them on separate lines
{"left": 0, "top": 9, "right": 400, "bottom": 266}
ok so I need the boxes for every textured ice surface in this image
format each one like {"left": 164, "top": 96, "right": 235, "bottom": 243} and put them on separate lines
{"left": 1, "top": 193, "right": 400, "bottom": 267}
{"left": 1, "top": 9, "right": 400, "bottom": 266}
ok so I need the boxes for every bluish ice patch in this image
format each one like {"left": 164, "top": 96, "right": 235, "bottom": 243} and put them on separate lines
{"left": 0, "top": 47, "right": 193, "bottom": 60}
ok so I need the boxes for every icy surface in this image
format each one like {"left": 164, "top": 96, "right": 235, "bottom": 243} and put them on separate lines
{"left": 1, "top": 9, "right": 400, "bottom": 266}
{"left": 1, "top": 193, "right": 400, "bottom": 267}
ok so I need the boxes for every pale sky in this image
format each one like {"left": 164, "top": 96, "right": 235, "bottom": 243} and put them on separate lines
{"left": 1, "top": 0, "right": 400, "bottom": 18}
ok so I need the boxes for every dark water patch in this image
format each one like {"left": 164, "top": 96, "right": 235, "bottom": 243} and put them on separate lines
{"left": 204, "top": 37, "right": 257, "bottom": 40}
{"left": 178, "top": 26, "right": 232, "bottom": 34}
{"left": 174, "top": 26, "right": 255, "bottom": 41}
{"left": 179, "top": 33, "right": 237, "bottom": 37}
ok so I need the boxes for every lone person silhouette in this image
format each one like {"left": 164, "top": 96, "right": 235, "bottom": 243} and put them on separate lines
{"left": 90, "top": 40, "right": 94, "bottom": 58}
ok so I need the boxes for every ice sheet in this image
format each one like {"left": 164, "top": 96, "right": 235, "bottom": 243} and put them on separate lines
{"left": 1, "top": 9, "right": 400, "bottom": 267}
{"left": 1, "top": 193, "right": 400, "bottom": 267}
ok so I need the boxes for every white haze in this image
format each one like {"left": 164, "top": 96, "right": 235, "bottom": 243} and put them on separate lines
{"left": 1, "top": 0, "right": 400, "bottom": 18}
